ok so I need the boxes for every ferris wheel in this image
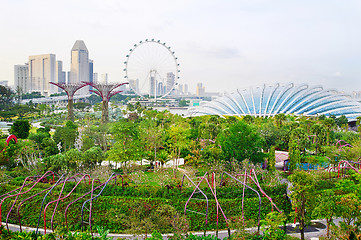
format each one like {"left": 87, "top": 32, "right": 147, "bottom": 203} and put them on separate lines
{"left": 123, "top": 39, "right": 180, "bottom": 98}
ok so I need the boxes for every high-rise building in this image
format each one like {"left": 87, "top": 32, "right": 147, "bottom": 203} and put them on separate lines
{"left": 150, "top": 76, "right": 156, "bottom": 96}
{"left": 56, "top": 61, "right": 66, "bottom": 93}
{"left": 70, "top": 40, "right": 90, "bottom": 95}
{"left": 89, "top": 59, "right": 94, "bottom": 85}
{"left": 28, "top": 54, "right": 56, "bottom": 97}
{"left": 14, "top": 63, "right": 29, "bottom": 94}
{"left": 157, "top": 82, "right": 164, "bottom": 96}
{"left": 129, "top": 79, "right": 139, "bottom": 93}
{"left": 196, "top": 83, "right": 205, "bottom": 96}
{"left": 183, "top": 84, "right": 188, "bottom": 95}
{"left": 166, "top": 72, "right": 175, "bottom": 93}
{"left": 93, "top": 73, "right": 98, "bottom": 83}
{"left": 101, "top": 73, "right": 108, "bottom": 84}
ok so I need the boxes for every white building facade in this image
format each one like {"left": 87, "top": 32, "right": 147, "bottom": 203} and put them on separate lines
{"left": 28, "top": 54, "right": 56, "bottom": 97}
{"left": 14, "top": 63, "right": 29, "bottom": 93}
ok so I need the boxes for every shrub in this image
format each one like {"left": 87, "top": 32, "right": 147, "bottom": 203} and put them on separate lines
{"left": 10, "top": 119, "right": 31, "bottom": 139}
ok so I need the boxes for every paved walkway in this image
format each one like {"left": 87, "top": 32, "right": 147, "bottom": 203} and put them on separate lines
{"left": 2, "top": 219, "right": 341, "bottom": 239}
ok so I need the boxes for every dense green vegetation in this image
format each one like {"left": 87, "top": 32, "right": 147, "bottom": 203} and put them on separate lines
{"left": 1, "top": 94, "right": 361, "bottom": 239}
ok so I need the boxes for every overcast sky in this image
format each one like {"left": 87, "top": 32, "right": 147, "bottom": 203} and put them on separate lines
{"left": 1, "top": 0, "right": 361, "bottom": 93}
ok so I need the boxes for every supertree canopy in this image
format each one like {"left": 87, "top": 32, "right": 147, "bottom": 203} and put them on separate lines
{"left": 83, "top": 82, "right": 128, "bottom": 123}
{"left": 50, "top": 82, "right": 87, "bottom": 121}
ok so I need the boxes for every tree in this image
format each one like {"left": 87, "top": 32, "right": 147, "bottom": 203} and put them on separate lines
{"left": 15, "top": 86, "right": 23, "bottom": 104}
{"left": 165, "top": 122, "right": 190, "bottom": 177}
{"left": 218, "top": 121, "right": 266, "bottom": 164}
{"left": 289, "top": 171, "right": 317, "bottom": 240}
{"left": 41, "top": 137, "right": 59, "bottom": 157}
{"left": 43, "top": 154, "right": 66, "bottom": 172}
{"left": 139, "top": 119, "right": 164, "bottom": 165}
{"left": 64, "top": 148, "right": 83, "bottom": 170}
{"left": 267, "top": 146, "right": 276, "bottom": 172}
{"left": 0, "top": 85, "right": 14, "bottom": 110}
{"left": 310, "top": 123, "right": 326, "bottom": 155}
{"left": 289, "top": 127, "right": 309, "bottom": 153}
{"left": 82, "top": 146, "right": 104, "bottom": 169}
{"left": 53, "top": 121, "right": 78, "bottom": 151}
{"left": 107, "top": 120, "right": 143, "bottom": 167}
{"left": 312, "top": 189, "right": 338, "bottom": 238}
{"left": 29, "top": 132, "right": 50, "bottom": 146}
{"left": 73, "top": 102, "right": 91, "bottom": 111}
{"left": 323, "top": 117, "right": 336, "bottom": 145}
{"left": 274, "top": 113, "right": 286, "bottom": 128}
{"left": 288, "top": 140, "right": 301, "bottom": 171}
{"left": 178, "top": 99, "right": 189, "bottom": 107}
{"left": 11, "top": 104, "right": 38, "bottom": 119}
{"left": 10, "top": 119, "right": 30, "bottom": 139}
{"left": 335, "top": 115, "right": 348, "bottom": 128}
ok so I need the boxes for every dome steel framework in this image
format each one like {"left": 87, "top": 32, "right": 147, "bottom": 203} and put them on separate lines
{"left": 188, "top": 83, "right": 361, "bottom": 121}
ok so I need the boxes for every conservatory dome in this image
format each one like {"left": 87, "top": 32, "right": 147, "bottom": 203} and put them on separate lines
{"left": 188, "top": 83, "right": 361, "bottom": 121}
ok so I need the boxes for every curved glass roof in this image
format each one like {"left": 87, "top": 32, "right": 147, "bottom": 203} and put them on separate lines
{"left": 188, "top": 83, "right": 361, "bottom": 121}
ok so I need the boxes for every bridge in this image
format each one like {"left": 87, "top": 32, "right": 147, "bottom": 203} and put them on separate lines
{"left": 20, "top": 94, "right": 91, "bottom": 106}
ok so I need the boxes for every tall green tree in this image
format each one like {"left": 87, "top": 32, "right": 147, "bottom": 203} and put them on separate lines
{"left": 289, "top": 127, "right": 309, "bottom": 153}
{"left": 312, "top": 189, "right": 338, "bottom": 238}
{"left": 310, "top": 123, "right": 326, "bottom": 155}
{"left": 288, "top": 140, "right": 301, "bottom": 171}
{"left": 218, "top": 121, "right": 266, "bottom": 164}
{"left": 53, "top": 121, "right": 78, "bottom": 151}
{"left": 10, "top": 119, "right": 30, "bottom": 139}
{"left": 267, "top": 146, "right": 276, "bottom": 172}
{"left": 139, "top": 119, "right": 164, "bottom": 165}
{"left": 289, "top": 171, "right": 317, "bottom": 240}
{"left": 0, "top": 85, "right": 14, "bottom": 110}
{"left": 323, "top": 117, "right": 336, "bottom": 145}
{"left": 107, "top": 120, "right": 143, "bottom": 167}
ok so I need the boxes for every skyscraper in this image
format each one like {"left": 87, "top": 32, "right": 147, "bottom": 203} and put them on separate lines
{"left": 196, "top": 83, "right": 205, "bottom": 96}
{"left": 150, "top": 75, "right": 156, "bottom": 96}
{"left": 14, "top": 63, "right": 29, "bottom": 94}
{"left": 101, "top": 73, "right": 108, "bottom": 84}
{"left": 56, "top": 61, "right": 66, "bottom": 93}
{"left": 129, "top": 79, "right": 139, "bottom": 93}
{"left": 28, "top": 54, "right": 56, "bottom": 97}
{"left": 70, "top": 40, "right": 90, "bottom": 95}
{"left": 166, "top": 72, "right": 175, "bottom": 94}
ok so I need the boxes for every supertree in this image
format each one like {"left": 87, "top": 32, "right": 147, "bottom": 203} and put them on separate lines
{"left": 49, "top": 82, "right": 87, "bottom": 121}
{"left": 83, "top": 82, "right": 128, "bottom": 123}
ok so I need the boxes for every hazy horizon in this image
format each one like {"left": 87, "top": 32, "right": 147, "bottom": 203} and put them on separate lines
{"left": 2, "top": 0, "right": 361, "bottom": 94}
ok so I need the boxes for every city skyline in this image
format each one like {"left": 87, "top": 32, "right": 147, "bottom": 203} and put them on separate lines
{"left": 1, "top": 0, "right": 361, "bottom": 94}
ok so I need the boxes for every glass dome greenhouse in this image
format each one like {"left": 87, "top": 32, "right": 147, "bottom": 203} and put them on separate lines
{"left": 188, "top": 83, "right": 361, "bottom": 121}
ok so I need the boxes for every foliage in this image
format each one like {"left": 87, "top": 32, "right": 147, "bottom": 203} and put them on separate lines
{"left": 218, "top": 121, "right": 266, "bottom": 164}
{"left": 10, "top": 104, "right": 38, "bottom": 118}
{"left": 267, "top": 146, "right": 276, "bottom": 172}
{"left": 288, "top": 171, "right": 318, "bottom": 240}
{"left": 82, "top": 146, "right": 104, "bottom": 169}
{"left": 261, "top": 212, "right": 287, "bottom": 240}
{"left": 311, "top": 189, "right": 338, "bottom": 238}
{"left": 0, "top": 85, "right": 14, "bottom": 110}
{"left": 289, "top": 127, "right": 309, "bottom": 153}
{"left": 29, "top": 132, "right": 50, "bottom": 146}
{"left": 53, "top": 121, "right": 78, "bottom": 151}
{"left": 22, "top": 91, "right": 44, "bottom": 99}
{"left": 288, "top": 140, "right": 300, "bottom": 172}
{"left": 10, "top": 119, "right": 31, "bottom": 139}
